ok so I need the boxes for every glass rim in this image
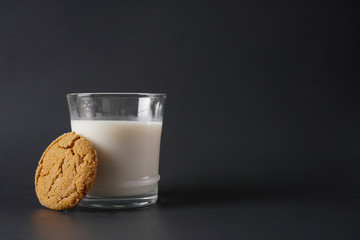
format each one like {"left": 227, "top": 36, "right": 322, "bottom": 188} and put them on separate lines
{"left": 66, "top": 92, "right": 167, "bottom": 98}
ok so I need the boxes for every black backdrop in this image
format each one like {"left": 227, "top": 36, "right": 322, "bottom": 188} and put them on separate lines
{"left": 0, "top": 0, "right": 359, "bottom": 199}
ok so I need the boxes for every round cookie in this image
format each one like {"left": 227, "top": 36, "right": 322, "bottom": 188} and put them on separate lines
{"left": 35, "top": 132, "right": 97, "bottom": 210}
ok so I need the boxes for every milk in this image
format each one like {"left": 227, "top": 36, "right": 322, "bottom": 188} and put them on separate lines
{"left": 71, "top": 120, "right": 163, "bottom": 197}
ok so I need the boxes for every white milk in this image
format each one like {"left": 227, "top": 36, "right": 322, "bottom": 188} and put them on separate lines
{"left": 71, "top": 120, "right": 163, "bottom": 197}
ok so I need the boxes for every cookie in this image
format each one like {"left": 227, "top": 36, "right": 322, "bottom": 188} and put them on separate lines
{"left": 35, "top": 132, "right": 97, "bottom": 210}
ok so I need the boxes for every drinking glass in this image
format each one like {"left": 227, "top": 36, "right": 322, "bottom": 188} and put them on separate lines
{"left": 67, "top": 93, "right": 166, "bottom": 209}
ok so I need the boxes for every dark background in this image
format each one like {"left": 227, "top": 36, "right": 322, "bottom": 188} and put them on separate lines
{"left": 0, "top": 0, "right": 359, "bottom": 239}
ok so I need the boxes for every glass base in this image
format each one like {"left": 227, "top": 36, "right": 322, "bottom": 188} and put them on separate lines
{"left": 78, "top": 189, "right": 158, "bottom": 209}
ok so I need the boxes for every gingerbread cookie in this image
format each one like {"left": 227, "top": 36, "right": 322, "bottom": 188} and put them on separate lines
{"left": 35, "top": 132, "right": 97, "bottom": 210}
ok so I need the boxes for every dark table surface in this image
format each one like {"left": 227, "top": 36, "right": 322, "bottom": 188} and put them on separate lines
{"left": 1, "top": 189, "right": 359, "bottom": 240}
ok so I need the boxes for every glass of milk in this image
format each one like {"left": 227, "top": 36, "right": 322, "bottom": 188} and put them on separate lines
{"left": 66, "top": 93, "right": 166, "bottom": 209}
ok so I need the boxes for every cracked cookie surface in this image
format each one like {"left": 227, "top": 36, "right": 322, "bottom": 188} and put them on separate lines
{"left": 35, "top": 132, "right": 97, "bottom": 210}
